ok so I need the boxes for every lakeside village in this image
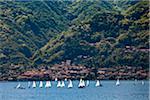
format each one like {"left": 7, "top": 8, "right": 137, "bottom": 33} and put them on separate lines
{"left": 1, "top": 60, "right": 149, "bottom": 81}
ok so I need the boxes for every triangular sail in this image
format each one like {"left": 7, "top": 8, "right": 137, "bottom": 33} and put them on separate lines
{"left": 65, "top": 78, "right": 67, "bottom": 81}
{"left": 28, "top": 81, "right": 31, "bottom": 88}
{"left": 142, "top": 81, "right": 144, "bottom": 85}
{"left": 116, "top": 79, "right": 120, "bottom": 86}
{"left": 61, "top": 81, "right": 65, "bottom": 87}
{"left": 39, "top": 81, "right": 43, "bottom": 88}
{"left": 68, "top": 80, "right": 73, "bottom": 88}
{"left": 86, "top": 80, "right": 90, "bottom": 86}
{"left": 57, "top": 81, "right": 61, "bottom": 88}
{"left": 95, "top": 80, "right": 100, "bottom": 87}
{"left": 78, "top": 79, "right": 82, "bottom": 87}
{"left": 16, "top": 83, "right": 21, "bottom": 89}
{"left": 32, "top": 81, "right": 36, "bottom": 88}
{"left": 55, "top": 78, "right": 58, "bottom": 82}
{"left": 78, "top": 79, "right": 85, "bottom": 88}
{"left": 82, "top": 80, "right": 85, "bottom": 86}
{"left": 45, "top": 81, "right": 51, "bottom": 88}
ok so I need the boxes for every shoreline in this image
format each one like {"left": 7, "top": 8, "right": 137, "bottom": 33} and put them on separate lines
{"left": 0, "top": 64, "right": 149, "bottom": 81}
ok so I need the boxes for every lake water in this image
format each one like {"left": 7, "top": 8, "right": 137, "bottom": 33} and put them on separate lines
{"left": 0, "top": 81, "right": 149, "bottom": 100}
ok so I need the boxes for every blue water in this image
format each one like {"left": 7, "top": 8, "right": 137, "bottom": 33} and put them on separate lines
{"left": 0, "top": 81, "right": 149, "bottom": 100}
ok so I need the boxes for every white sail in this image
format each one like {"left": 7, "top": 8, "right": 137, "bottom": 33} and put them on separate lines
{"left": 57, "top": 81, "right": 61, "bottom": 88}
{"left": 68, "top": 80, "right": 73, "bottom": 88}
{"left": 134, "top": 79, "right": 137, "bottom": 85}
{"left": 16, "top": 83, "right": 21, "bottom": 89}
{"left": 45, "top": 81, "right": 51, "bottom": 88}
{"left": 95, "top": 80, "right": 100, "bottom": 87}
{"left": 39, "top": 81, "right": 43, "bottom": 88}
{"left": 32, "top": 81, "right": 36, "bottom": 88}
{"left": 78, "top": 79, "right": 85, "bottom": 88}
{"left": 65, "top": 78, "right": 67, "bottom": 81}
{"left": 86, "top": 80, "right": 90, "bottom": 86}
{"left": 78, "top": 79, "right": 82, "bottom": 87}
{"left": 81, "top": 80, "right": 85, "bottom": 87}
{"left": 142, "top": 81, "right": 144, "bottom": 85}
{"left": 28, "top": 81, "right": 31, "bottom": 88}
{"left": 116, "top": 79, "right": 120, "bottom": 86}
{"left": 61, "top": 81, "right": 65, "bottom": 87}
{"left": 55, "top": 78, "right": 58, "bottom": 82}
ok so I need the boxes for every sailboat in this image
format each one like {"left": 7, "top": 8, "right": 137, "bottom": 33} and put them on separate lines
{"left": 32, "top": 81, "right": 36, "bottom": 88}
{"left": 68, "top": 80, "right": 73, "bottom": 88}
{"left": 65, "top": 78, "right": 67, "bottom": 81}
{"left": 95, "top": 80, "right": 102, "bottom": 87}
{"left": 134, "top": 79, "right": 137, "bottom": 85}
{"left": 45, "top": 81, "right": 51, "bottom": 88}
{"left": 16, "top": 82, "right": 25, "bottom": 89}
{"left": 142, "top": 81, "right": 144, "bottom": 85}
{"left": 78, "top": 79, "right": 85, "bottom": 88}
{"left": 28, "top": 81, "right": 31, "bottom": 88}
{"left": 16, "top": 83, "right": 21, "bottom": 89}
{"left": 57, "top": 81, "right": 61, "bottom": 88}
{"left": 39, "top": 81, "right": 43, "bottom": 88}
{"left": 86, "top": 80, "right": 90, "bottom": 86}
{"left": 116, "top": 79, "right": 120, "bottom": 86}
{"left": 61, "top": 81, "right": 65, "bottom": 87}
{"left": 55, "top": 78, "right": 58, "bottom": 82}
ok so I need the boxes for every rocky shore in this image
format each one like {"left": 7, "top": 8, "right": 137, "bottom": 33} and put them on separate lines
{"left": 0, "top": 62, "right": 148, "bottom": 81}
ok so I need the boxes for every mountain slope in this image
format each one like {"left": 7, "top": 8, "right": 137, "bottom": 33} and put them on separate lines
{"left": 0, "top": 1, "right": 70, "bottom": 66}
{"left": 32, "top": 1, "right": 149, "bottom": 69}
{"left": 0, "top": 0, "right": 149, "bottom": 77}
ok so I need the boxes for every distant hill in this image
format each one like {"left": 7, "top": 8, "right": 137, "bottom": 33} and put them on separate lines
{"left": 0, "top": 0, "right": 149, "bottom": 77}
{"left": 0, "top": 1, "right": 70, "bottom": 65}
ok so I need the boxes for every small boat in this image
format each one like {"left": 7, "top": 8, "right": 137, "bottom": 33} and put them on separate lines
{"left": 134, "top": 79, "right": 137, "bottom": 85}
{"left": 28, "top": 81, "right": 31, "bottom": 88}
{"left": 95, "top": 80, "right": 102, "bottom": 87}
{"left": 32, "top": 81, "right": 36, "bottom": 88}
{"left": 39, "top": 81, "right": 43, "bottom": 88}
{"left": 78, "top": 79, "right": 85, "bottom": 88}
{"left": 15, "top": 83, "right": 25, "bottom": 89}
{"left": 45, "top": 81, "right": 51, "bottom": 88}
{"left": 57, "top": 81, "right": 61, "bottom": 88}
{"left": 116, "top": 79, "right": 120, "bottom": 86}
{"left": 65, "top": 78, "right": 67, "bottom": 81}
{"left": 142, "top": 81, "right": 144, "bottom": 85}
{"left": 68, "top": 80, "right": 73, "bottom": 88}
{"left": 55, "top": 78, "right": 58, "bottom": 82}
{"left": 61, "top": 81, "right": 65, "bottom": 87}
{"left": 86, "top": 80, "right": 90, "bottom": 86}
{"left": 16, "top": 83, "right": 21, "bottom": 89}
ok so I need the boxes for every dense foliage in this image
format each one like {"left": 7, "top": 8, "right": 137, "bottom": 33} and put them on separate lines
{"left": 0, "top": 0, "right": 149, "bottom": 74}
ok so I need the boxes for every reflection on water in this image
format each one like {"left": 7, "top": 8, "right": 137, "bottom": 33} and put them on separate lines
{"left": 0, "top": 81, "right": 149, "bottom": 100}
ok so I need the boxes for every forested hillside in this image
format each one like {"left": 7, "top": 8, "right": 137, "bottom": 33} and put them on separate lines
{"left": 0, "top": 0, "right": 149, "bottom": 77}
